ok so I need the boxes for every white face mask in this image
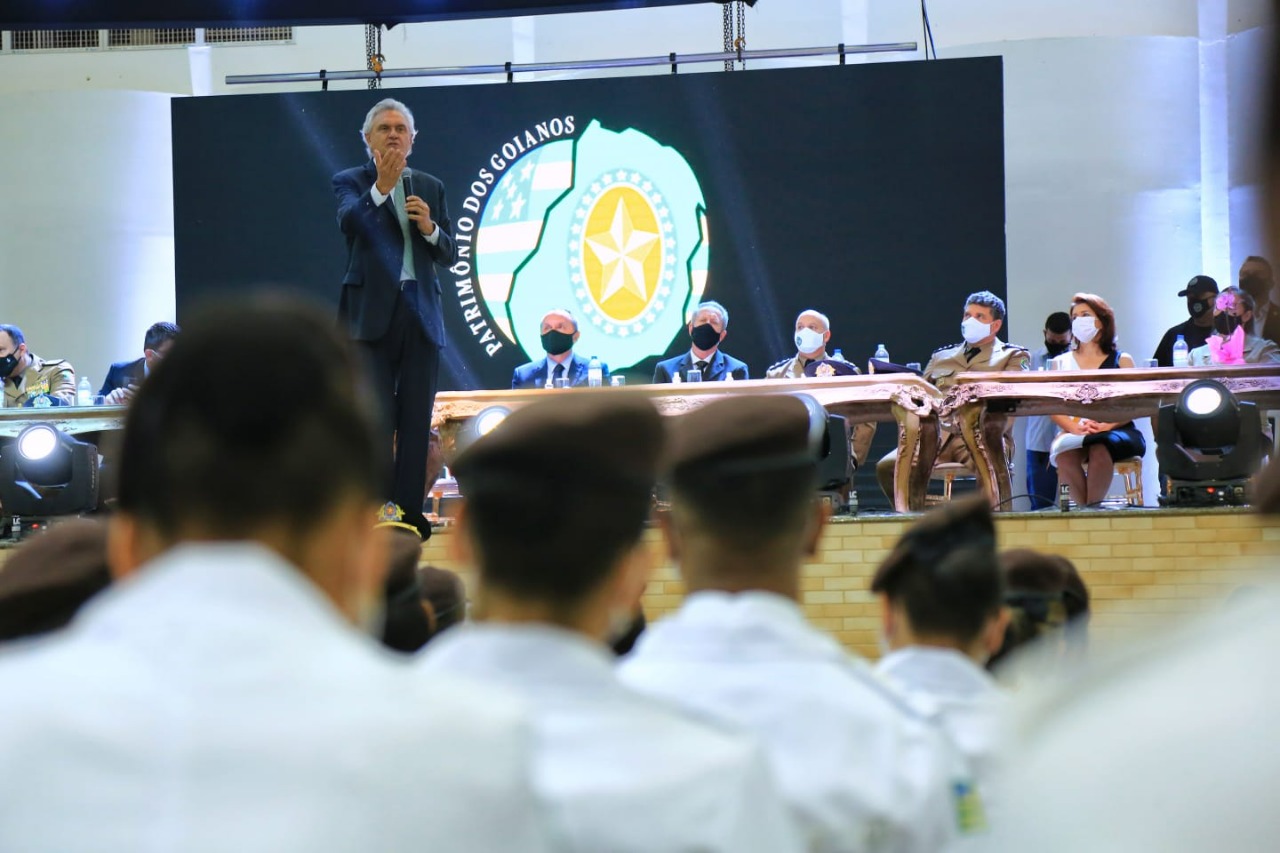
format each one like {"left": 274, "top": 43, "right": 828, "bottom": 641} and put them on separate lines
{"left": 1072, "top": 315, "right": 1099, "bottom": 344}
{"left": 961, "top": 316, "right": 991, "bottom": 344}
{"left": 794, "top": 327, "right": 825, "bottom": 354}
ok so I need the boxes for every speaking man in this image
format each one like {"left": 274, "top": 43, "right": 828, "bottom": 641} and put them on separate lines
{"left": 333, "top": 98, "right": 457, "bottom": 537}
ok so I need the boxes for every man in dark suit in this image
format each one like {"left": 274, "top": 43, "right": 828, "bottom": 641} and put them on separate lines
{"left": 511, "top": 308, "right": 610, "bottom": 389}
{"left": 98, "top": 322, "right": 180, "bottom": 406}
{"left": 652, "top": 300, "right": 749, "bottom": 383}
{"left": 333, "top": 98, "right": 457, "bottom": 537}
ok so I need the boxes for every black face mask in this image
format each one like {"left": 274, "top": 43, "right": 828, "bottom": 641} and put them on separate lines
{"left": 690, "top": 322, "right": 721, "bottom": 351}
{"left": 1188, "top": 297, "right": 1215, "bottom": 319}
{"left": 1213, "top": 312, "right": 1245, "bottom": 336}
{"left": 540, "top": 329, "right": 574, "bottom": 356}
{"left": 0, "top": 351, "right": 19, "bottom": 379}
{"left": 1044, "top": 339, "right": 1070, "bottom": 358}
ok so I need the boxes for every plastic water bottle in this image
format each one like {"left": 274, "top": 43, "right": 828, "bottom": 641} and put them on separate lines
{"left": 77, "top": 377, "right": 93, "bottom": 407}
{"left": 587, "top": 356, "right": 603, "bottom": 387}
{"left": 1171, "top": 334, "right": 1189, "bottom": 367}
{"left": 874, "top": 343, "right": 890, "bottom": 362}
{"left": 832, "top": 348, "right": 846, "bottom": 362}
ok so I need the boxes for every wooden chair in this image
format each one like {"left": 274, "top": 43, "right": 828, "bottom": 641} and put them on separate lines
{"left": 1115, "top": 457, "right": 1144, "bottom": 507}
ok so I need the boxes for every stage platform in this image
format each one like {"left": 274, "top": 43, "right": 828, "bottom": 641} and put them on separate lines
{"left": 418, "top": 506, "right": 1279, "bottom": 661}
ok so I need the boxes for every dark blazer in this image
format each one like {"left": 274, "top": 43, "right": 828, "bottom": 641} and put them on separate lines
{"left": 1262, "top": 305, "right": 1280, "bottom": 347}
{"left": 652, "top": 349, "right": 749, "bottom": 383}
{"left": 98, "top": 357, "right": 145, "bottom": 397}
{"left": 511, "top": 353, "right": 610, "bottom": 389}
{"left": 332, "top": 161, "right": 457, "bottom": 346}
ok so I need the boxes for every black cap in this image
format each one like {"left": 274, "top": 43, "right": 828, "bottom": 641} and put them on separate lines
{"left": 1178, "top": 275, "right": 1220, "bottom": 298}
{"left": 453, "top": 393, "right": 664, "bottom": 499}
{"left": 666, "top": 394, "right": 814, "bottom": 478}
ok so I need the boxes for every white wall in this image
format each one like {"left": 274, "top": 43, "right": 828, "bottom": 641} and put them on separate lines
{"left": 0, "top": 90, "right": 176, "bottom": 389}
{"left": 0, "top": 0, "right": 1272, "bottom": 503}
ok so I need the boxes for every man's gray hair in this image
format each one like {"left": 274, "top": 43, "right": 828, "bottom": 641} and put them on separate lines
{"left": 360, "top": 98, "right": 417, "bottom": 155}
{"left": 544, "top": 308, "right": 579, "bottom": 332}
{"left": 965, "top": 290, "right": 1006, "bottom": 321}
{"left": 797, "top": 309, "right": 830, "bottom": 331}
{"left": 693, "top": 300, "right": 730, "bottom": 329}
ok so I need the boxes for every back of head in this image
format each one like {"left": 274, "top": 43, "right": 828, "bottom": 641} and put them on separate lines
{"left": 117, "top": 296, "right": 385, "bottom": 542}
{"left": 419, "top": 565, "right": 467, "bottom": 633}
{"left": 143, "top": 322, "right": 180, "bottom": 352}
{"left": 452, "top": 393, "right": 663, "bottom": 606}
{"left": 990, "top": 548, "right": 1090, "bottom": 670}
{"left": 870, "top": 496, "right": 1001, "bottom": 645}
{"left": 665, "top": 394, "right": 820, "bottom": 554}
{"left": 0, "top": 519, "right": 111, "bottom": 641}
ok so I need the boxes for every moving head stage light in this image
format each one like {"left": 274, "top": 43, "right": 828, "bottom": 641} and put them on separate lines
{"left": 1156, "top": 379, "right": 1263, "bottom": 507}
{"left": 0, "top": 423, "right": 100, "bottom": 526}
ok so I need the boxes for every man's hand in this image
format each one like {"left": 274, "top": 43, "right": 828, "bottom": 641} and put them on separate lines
{"left": 373, "top": 148, "right": 406, "bottom": 196}
{"left": 406, "top": 195, "right": 437, "bottom": 236}
{"left": 105, "top": 385, "right": 136, "bottom": 406}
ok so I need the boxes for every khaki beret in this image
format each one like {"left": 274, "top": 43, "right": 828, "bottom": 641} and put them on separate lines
{"left": 0, "top": 519, "right": 111, "bottom": 641}
{"left": 665, "top": 394, "right": 817, "bottom": 477}
{"left": 453, "top": 393, "right": 664, "bottom": 497}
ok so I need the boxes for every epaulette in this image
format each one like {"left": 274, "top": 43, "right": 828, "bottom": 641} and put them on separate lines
{"left": 767, "top": 357, "right": 793, "bottom": 371}
{"left": 932, "top": 342, "right": 963, "bottom": 355}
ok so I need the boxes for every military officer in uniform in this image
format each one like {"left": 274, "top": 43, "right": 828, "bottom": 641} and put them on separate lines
{"left": 875, "top": 292, "right": 1029, "bottom": 501}
{"left": 766, "top": 309, "right": 876, "bottom": 467}
{"left": 0, "top": 325, "right": 76, "bottom": 407}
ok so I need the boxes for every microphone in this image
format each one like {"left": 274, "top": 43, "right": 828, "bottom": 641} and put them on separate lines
{"left": 400, "top": 169, "right": 413, "bottom": 201}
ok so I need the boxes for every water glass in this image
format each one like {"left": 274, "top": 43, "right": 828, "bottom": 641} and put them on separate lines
{"left": 685, "top": 368, "right": 703, "bottom": 383}
{"left": 1145, "top": 358, "right": 1159, "bottom": 369}
{"left": 610, "top": 376, "right": 626, "bottom": 386}
{"left": 553, "top": 377, "right": 569, "bottom": 389}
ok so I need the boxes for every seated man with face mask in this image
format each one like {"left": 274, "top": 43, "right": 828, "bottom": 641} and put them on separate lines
{"left": 766, "top": 309, "right": 876, "bottom": 468}
{"left": 875, "top": 292, "right": 1029, "bottom": 503}
{"left": 1153, "top": 275, "right": 1219, "bottom": 367}
{"left": 1188, "top": 287, "right": 1280, "bottom": 366}
{"left": 653, "top": 301, "right": 749, "bottom": 383}
{"left": 511, "top": 308, "right": 610, "bottom": 389}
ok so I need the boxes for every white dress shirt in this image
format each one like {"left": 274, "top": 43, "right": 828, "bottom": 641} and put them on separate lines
{"left": 420, "top": 622, "right": 803, "bottom": 853}
{"left": 619, "top": 590, "right": 969, "bottom": 853}
{"left": 0, "top": 542, "right": 550, "bottom": 853}
{"left": 875, "top": 646, "right": 1009, "bottom": 822}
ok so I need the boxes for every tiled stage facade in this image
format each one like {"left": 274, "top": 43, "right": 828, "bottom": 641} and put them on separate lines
{"left": 421, "top": 507, "right": 1279, "bottom": 660}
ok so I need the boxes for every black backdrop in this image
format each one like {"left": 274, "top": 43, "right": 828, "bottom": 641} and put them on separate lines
{"left": 172, "top": 57, "right": 1006, "bottom": 505}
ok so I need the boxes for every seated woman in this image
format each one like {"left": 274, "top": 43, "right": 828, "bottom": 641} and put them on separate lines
{"left": 1048, "top": 293, "right": 1146, "bottom": 507}
{"left": 1188, "top": 286, "right": 1280, "bottom": 365}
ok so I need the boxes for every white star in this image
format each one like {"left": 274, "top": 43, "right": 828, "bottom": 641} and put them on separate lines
{"left": 619, "top": 327, "right": 630, "bottom": 338}
{"left": 653, "top": 300, "right": 665, "bottom": 311}
{"left": 615, "top": 169, "right": 628, "bottom": 180}
{"left": 576, "top": 208, "right": 586, "bottom": 219}
{"left": 521, "top": 162, "right": 534, "bottom": 181}
{"left": 490, "top": 199, "right": 505, "bottom": 219}
{"left": 630, "top": 172, "right": 641, "bottom": 183}
{"left": 510, "top": 194, "right": 526, "bottom": 218}
{"left": 591, "top": 181, "right": 602, "bottom": 193}
{"left": 663, "top": 222, "right": 674, "bottom": 233}
{"left": 570, "top": 257, "right": 580, "bottom": 269}
{"left": 571, "top": 274, "right": 582, "bottom": 284}
{"left": 575, "top": 288, "right": 586, "bottom": 298}
{"left": 584, "top": 198, "right": 660, "bottom": 304}
{"left": 592, "top": 315, "right": 603, "bottom": 326}
{"left": 664, "top": 270, "right": 675, "bottom": 281}
{"left": 604, "top": 323, "right": 616, "bottom": 334}
{"left": 602, "top": 174, "right": 614, "bottom": 185}
{"left": 644, "top": 312, "right": 657, "bottom": 324}
{"left": 632, "top": 323, "right": 643, "bottom": 333}
{"left": 506, "top": 181, "right": 519, "bottom": 199}
{"left": 642, "top": 182, "right": 653, "bottom": 192}
{"left": 652, "top": 193, "right": 663, "bottom": 205}
{"left": 571, "top": 224, "right": 582, "bottom": 235}
{"left": 658, "top": 207, "right": 669, "bottom": 219}
{"left": 659, "top": 285, "right": 671, "bottom": 296}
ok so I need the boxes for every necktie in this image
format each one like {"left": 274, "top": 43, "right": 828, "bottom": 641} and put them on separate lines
{"left": 695, "top": 360, "right": 709, "bottom": 374}
{"left": 391, "top": 178, "right": 416, "bottom": 282}
{"left": 965, "top": 347, "right": 981, "bottom": 362}
{"left": 552, "top": 363, "right": 565, "bottom": 384}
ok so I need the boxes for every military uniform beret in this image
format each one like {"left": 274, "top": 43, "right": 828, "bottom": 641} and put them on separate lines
{"left": 666, "top": 394, "right": 818, "bottom": 478}
{"left": 0, "top": 519, "right": 111, "bottom": 641}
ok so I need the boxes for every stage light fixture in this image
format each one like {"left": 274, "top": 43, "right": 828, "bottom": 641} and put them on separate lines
{"left": 454, "top": 406, "right": 513, "bottom": 455}
{"left": 1156, "top": 379, "right": 1262, "bottom": 507}
{"left": 0, "top": 423, "right": 100, "bottom": 525}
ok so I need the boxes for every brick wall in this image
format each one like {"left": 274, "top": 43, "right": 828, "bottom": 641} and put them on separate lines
{"left": 422, "top": 508, "right": 1278, "bottom": 660}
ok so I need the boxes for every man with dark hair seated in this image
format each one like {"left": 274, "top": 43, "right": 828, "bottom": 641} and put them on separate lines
{"left": 99, "top": 320, "right": 181, "bottom": 405}
{"left": 420, "top": 393, "right": 800, "bottom": 853}
{"left": 620, "top": 394, "right": 971, "bottom": 851}
{"left": 871, "top": 496, "right": 1010, "bottom": 817}
{"left": 0, "top": 297, "right": 551, "bottom": 852}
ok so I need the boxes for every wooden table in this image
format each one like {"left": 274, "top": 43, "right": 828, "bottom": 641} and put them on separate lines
{"left": 433, "top": 375, "right": 946, "bottom": 511}
{"left": 0, "top": 406, "right": 127, "bottom": 438}
{"left": 941, "top": 365, "right": 1280, "bottom": 509}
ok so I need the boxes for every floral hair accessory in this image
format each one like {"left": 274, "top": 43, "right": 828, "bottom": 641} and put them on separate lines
{"left": 1215, "top": 291, "right": 1239, "bottom": 313}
